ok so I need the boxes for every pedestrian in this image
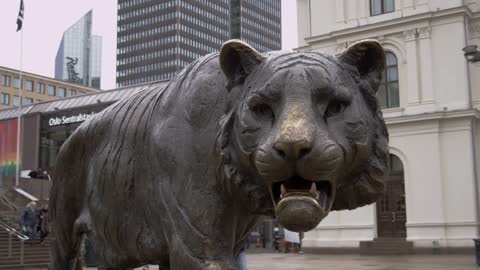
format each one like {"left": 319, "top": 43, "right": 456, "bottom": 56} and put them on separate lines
{"left": 235, "top": 245, "right": 247, "bottom": 270}
{"left": 38, "top": 204, "right": 49, "bottom": 244}
{"left": 21, "top": 201, "right": 39, "bottom": 241}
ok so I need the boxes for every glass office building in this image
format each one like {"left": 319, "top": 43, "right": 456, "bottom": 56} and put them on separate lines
{"left": 55, "top": 10, "right": 102, "bottom": 89}
{"left": 231, "top": 0, "right": 281, "bottom": 52}
{"left": 116, "top": 0, "right": 281, "bottom": 87}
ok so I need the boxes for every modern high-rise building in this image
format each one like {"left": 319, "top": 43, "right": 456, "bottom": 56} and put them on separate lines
{"left": 55, "top": 10, "right": 102, "bottom": 89}
{"left": 116, "top": 0, "right": 281, "bottom": 87}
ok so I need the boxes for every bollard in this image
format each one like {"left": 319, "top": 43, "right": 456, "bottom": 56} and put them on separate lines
{"left": 432, "top": 240, "right": 440, "bottom": 255}
{"left": 473, "top": 239, "right": 480, "bottom": 266}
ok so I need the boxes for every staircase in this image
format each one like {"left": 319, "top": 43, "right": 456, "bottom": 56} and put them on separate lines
{"left": 0, "top": 222, "right": 50, "bottom": 270}
{"left": 360, "top": 238, "right": 414, "bottom": 255}
{"left": 0, "top": 212, "right": 22, "bottom": 229}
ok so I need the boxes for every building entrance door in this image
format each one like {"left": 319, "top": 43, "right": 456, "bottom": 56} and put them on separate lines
{"left": 376, "top": 154, "right": 406, "bottom": 238}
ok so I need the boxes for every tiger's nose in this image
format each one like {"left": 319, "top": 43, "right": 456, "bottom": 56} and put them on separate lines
{"left": 273, "top": 139, "right": 313, "bottom": 161}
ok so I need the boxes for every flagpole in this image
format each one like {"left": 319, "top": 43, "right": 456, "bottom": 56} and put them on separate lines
{"left": 15, "top": 13, "right": 24, "bottom": 187}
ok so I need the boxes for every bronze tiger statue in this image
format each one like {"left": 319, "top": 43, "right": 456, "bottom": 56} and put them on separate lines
{"left": 49, "top": 39, "right": 389, "bottom": 270}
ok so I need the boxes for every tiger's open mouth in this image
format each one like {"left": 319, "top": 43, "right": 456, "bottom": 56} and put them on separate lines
{"left": 268, "top": 176, "right": 335, "bottom": 232}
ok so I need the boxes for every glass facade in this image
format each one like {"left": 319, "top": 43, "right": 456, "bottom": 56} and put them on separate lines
{"left": 116, "top": 0, "right": 281, "bottom": 87}
{"left": 240, "top": 0, "right": 281, "bottom": 53}
{"left": 55, "top": 10, "right": 102, "bottom": 89}
{"left": 39, "top": 105, "right": 109, "bottom": 171}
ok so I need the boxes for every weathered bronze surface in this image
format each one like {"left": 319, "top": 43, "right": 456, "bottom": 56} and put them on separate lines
{"left": 49, "top": 39, "right": 389, "bottom": 269}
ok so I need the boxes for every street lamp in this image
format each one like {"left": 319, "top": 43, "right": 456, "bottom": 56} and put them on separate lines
{"left": 463, "top": 45, "right": 480, "bottom": 63}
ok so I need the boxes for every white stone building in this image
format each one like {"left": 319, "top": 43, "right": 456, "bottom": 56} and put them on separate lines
{"left": 296, "top": 0, "right": 480, "bottom": 252}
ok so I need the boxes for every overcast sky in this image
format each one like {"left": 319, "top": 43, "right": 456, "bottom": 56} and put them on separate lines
{"left": 0, "top": 0, "right": 298, "bottom": 90}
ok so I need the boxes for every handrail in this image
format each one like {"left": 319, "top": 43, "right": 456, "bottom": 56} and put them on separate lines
{"left": 0, "top": 219, "right": 28, "bottom": 264}
{"left": 0, "top": 195, "right": 17, "bottom": 211}
{"left": 0, "top": 213, "right": 21, "bottom": 230}
{"left": 0, "top": 220, "right": 28, "bottom": 240}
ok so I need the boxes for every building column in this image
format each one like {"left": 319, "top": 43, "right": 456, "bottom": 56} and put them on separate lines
{"left": 418, "top": 27, "right": 435, "bottom": 104}
{"left": 404, "top": 29, "right": 420, "bottom": 106}
{"left": 346, "top": 0, "right": 357, "bottom": 22}
{"left": 357, "top": 0, "right": 368, "bottom": 25}
{"left": 336, "top": 0, "right": 346, "bottom": 25}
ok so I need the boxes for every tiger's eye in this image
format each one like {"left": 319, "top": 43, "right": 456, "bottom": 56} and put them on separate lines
{"left": 325, "top": 101, "right": 346, "bottom": 117}
{"left": 251, "top": 103, "right": 274, "bottom": 120}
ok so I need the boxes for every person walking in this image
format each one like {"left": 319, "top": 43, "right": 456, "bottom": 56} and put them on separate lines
{"left": 38, "top": 205, "right": 49, "bottom": 244}
{"left": 235, "top": 245, "right": 247, "bottom": 270}
{"left": 21, "top": 201, "right": 39, "bottom": 241}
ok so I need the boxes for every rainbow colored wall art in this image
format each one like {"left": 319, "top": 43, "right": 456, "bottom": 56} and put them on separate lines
{"left": 0, "top": 119, "right": 19, "bottom": 176}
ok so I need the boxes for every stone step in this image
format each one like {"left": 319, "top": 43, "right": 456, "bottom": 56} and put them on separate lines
{"left": 0, "top": 245, "right": 50, "bottom": 254}
{"left": 0, "top": 252, "right": 50, "bottom": 258}
{"left": 0, "top": 257, "right": 50, "bottom": 267}
{"left": 370, "top": 237, "right": 409, "bottom": 242}
{"left": 0, "top": 234, "right": 50, "bottom": 269}
{"left": 0, "top": 242, "right": 50, "bottom": 247}
{"left": 0, "top": 263, "right": 49, "bottom": 270}
{"left": 360, "top": 238, "right": 414, "bottom": 255}
{"left": 0, "top": 257, "right": 50, "bottom": 264}
{"left": 0, "top": 258, "right": 50, "bottom": 267}
{"left": 0, "top": 250, "right": 50, "bottom": 255}
{"left": 360, "top": 242, "right": 413, "bottom": 248}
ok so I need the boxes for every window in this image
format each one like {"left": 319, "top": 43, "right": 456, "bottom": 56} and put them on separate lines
{"left": 371, "top": 0, "right": 394, "bottom": 16}
{"left": 69, "top": 89, "right": 76, "bottom": 96}
{"left": 1, "top": 93, "right": 10, "bottom": 105}
{"left": 13, "top": 96, "right": 19, "bottom": 106}
{"left": 25, "top": 80, "right": 33, "bottom": 91}
{"left": 13, "top": 77, "right": 21, "bottom": 89}
{"left": 48, "top": 85, "right": 55, "bottom": 96}
{"left": 1, "top": 75, "right": 10, "bottom": 87}
{"left": 58, "top": 87, "right": 66, "bottom": 97}
{"left": 389, "top": 154, "right": 404, "bottom": 176}
{"left": 378, "top": 52, "right": 399, "bottom": 109}
{"left": 24, "top": 97, "right": 33, "bottom": 105}
{"left": 38, "top": 83, "right": 45, "bottom": 94}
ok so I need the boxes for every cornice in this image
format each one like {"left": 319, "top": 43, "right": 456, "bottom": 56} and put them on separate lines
{"left": 304, "top": 6, "right": 473, "bottom": 45}
{"left": 384, "top": 109, "right": 480, "bottom": 125}
{"left": 404, "top": 29, "right": 417, "bottom": 41}
{"left": 418, "top": 26, "right": 432, "bottom": 39}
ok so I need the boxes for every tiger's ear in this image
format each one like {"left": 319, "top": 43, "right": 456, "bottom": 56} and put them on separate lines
{"left": 220, "top": 39, "right": 266, "bottom": 89}
{"left": 337, "top": 40, "right": 386, "bottom": 92}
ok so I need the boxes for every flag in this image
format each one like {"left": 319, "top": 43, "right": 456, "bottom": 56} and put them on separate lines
{"left": 16, "top": 0, "right": 24, "bottom": 32}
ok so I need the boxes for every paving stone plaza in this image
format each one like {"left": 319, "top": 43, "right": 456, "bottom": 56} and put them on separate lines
{"left": 246, "top": 253, "right": 477, "bottom": 270}
{"left": 84, "top": 253, "right": 477, "bottom": 270}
